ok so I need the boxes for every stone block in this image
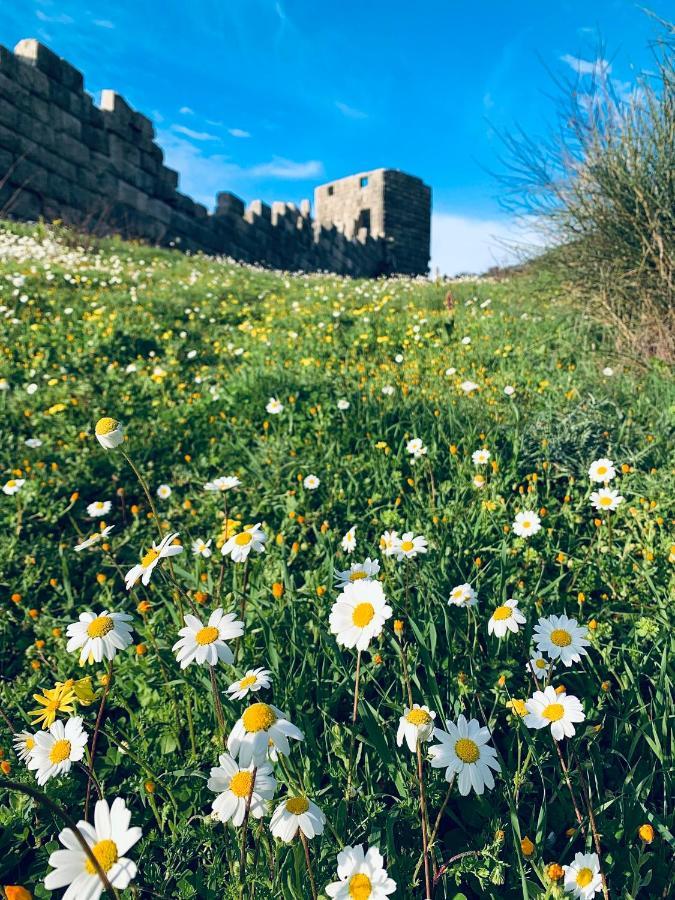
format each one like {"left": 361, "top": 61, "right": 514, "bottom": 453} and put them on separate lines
{"left": 216, "top": 192, "right": 245, "bottom": 216}
{"left": 54, "top": 131, "right": 89, "bottom": 167}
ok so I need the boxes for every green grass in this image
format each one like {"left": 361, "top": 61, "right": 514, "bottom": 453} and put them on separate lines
{"left": 0, "top": 221, "right": 673, "bottom": 899}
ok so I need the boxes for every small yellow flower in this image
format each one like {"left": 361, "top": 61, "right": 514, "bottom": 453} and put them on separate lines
{"left": 393, "top": 619, "right": 404, "bottom": 637}
{"left": 272, "top": 582, "right": 284, "bottom": 599}
{"left": 508, "top": 699, "right": 527, "bottom": 717}
{"left": 547, "top": 863, "right": 564, "bottom": 881}
{"left": 521, "top": 836, "right": 535, "bottom": 856}
{"left": 29, "top": 681, "right": 77, "bottom": 729}
{"left": 638, "top": 823, "right": 654, "bottom": 843}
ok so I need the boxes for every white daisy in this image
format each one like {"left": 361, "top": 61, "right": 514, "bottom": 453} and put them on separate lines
{"left": 2, "top": 478, "right": 25, "bottom": 495}
{"left": 406, "top": 437, "right": 427, "bottom": 458}
{"left": 473, "top": 474, "right": 486, "bottom": 489}
{"left": 472, "top": 449, "right": 490, "bottom": 465}
{"left": 66, "top": 611, "right": 134, "bottom": 665}
{"left": 75, "top": 525, "right": 114, "bottom": 552}
{"left": 588, "top": 458, "right": 616, "bottom": 483}
{"left": 44, "top": 797, "right": 142, "bottom": 899}
{"left": 303, "top": 474, "right": 320, "bottom": 490}
{"left": 590, "top": 488, "right": 624, "bottom": 512}
{"left": 602, "top": 366, "right": 614, "bottom": 376}
{"left": 329, "top": 580, "right": 392, "bottom": 651}
{"left": 504, "top": 385, "right": 515, "bottom": 396}
{"left": 341, "top": 526, "right": 357, "bottom": 554}
{"left": 334, "top": 557, "right": 381, "bottom": 585}
{"left": 512, "top": 510, "right": 542, "bottom": 538}
{"left": 13, "top": 730, "right": 37, "bottom": 762}
{"left": 94, "top": 417, "right": 124, "bottom": 449}
{"left": 221, "top": 522, "right": 266, "bottom": 563}
{"left": 378, "top": 530, "right": 399, "bottom": 557}
{"left": 448, "top": 583, "right": 477, "bottom": 608}
{"left": 172, "top": 608, "right": 244, "bottom": 669}
{"left": 526, "top": 651, "right": 553, "bottom": 681}
{"left": 270, "top": 795, "right": 326, "bottom": 843}
{"left": 337, "top": 399, "right": 350, "bottom": 410}
{"left": 227, "top": 702, "right": 304, "bottom": 767}
{"left": 226, "top": 667, "right": 271, "bottom": 700}
{"left": 428, "top": 714, "right": 501, "bottom": 796}
{"left": 25, "top": 437, "right": 43, "bottom": 448}
{"left": 460, "top": 380, "right": 479, "bottom": 393}
{"left": 27, "top": 717, "right": 88, "bottom": 785}
{"left": 204, "top": 475, "right": 241, "bottom": 492}
{"left": 266, "top": 397, "right": 284, "bottom": 414}
{"left": 396, "top": 704, "right": 436, "bottom": 752}
{"left": 524, "top": 686, "right": 585, "bottom": 741}
{"left": 124, "top": 532, "right": 183, "bottom": 590}
{"left": 395, "top": 531, "right": 427, "bottom": 560}
{"left": 381, "top": 385, "right": 395, "bottom": 396}
{"left": 192, "top": 537, "right": 213, "bottom": 558}
{"left": 325, "top": 844, "right": 396, "bottom": 899}
{"left": 563, "top": 852, "right": 604, "bottom": 899}
{"left": 488, "top": 599, "right": 526, "bottom": 638}
{"left": 208, "top": 753, "right": 276, "bottom": 826}
{"left": 533, "top": 613, "right": 590, "bottom": 667}
{"left": 87, "top": 500, "right": 111, "bottom": 517}
{"left": 156, "top": 484, "right": 172, "bottom": 500}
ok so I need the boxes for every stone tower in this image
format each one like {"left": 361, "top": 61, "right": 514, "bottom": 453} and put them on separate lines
{"left": 313, "top": 168, "right": 431, "bottom": 275}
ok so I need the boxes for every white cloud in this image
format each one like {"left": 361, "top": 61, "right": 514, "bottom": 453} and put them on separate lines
{"left": 431, "top": 213, "right": 546, "bottom": 276}
{"left": 336, "top": 101, "right": 368, "bottom": 120}
{"left": 93, "top": 19, "right": 115, "bottom": 29}
{"left": 560, "top": 54, "right": 612, "bottom": 78}
{"left": 248, "top": 157, "right": 323, "bottom": 179}
{"left": 229, "top": 128, "right": 251, "bottom": 138}
{"left": 36, "top": 10, "right": 74, "bottom": 24}
{"left": 172, "top": 125, "right": 218, "bottom": 141}
{"left": 179, "top": 106, "right": 194, "bottom": 115}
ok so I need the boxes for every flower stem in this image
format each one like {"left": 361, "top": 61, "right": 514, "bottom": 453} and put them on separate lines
{"left": 239, "top": 767, "right": 258, "bottom": 896}
{"left": 209, "top": 665, "right": 226, "bottom": 747}
{"left": 85, "top": 658, "right": 113, "bottom": 821}
{"left": 121, "top": 451, "right": 163, "bottom": 541}
{"left": 0, "top": 778, "right": 120, "bottom": 898}
{"left": 552, "top": 738, "right": 587, "bottom": 838}
{"left": 416, "top": 740, "right": 433, "bottom": 899}
{"left": 300, "top": 831, "right": 318, "bottom": 900}
{"left": 352, "top": 649, "right": 362, "bottom": 723}
{"left": 571, "top": 748, "right": 610, "bottom": 900}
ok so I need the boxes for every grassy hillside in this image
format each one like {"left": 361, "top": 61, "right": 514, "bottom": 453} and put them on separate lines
{"left": 0, "top": 222, "right": 673, "bottom": 899}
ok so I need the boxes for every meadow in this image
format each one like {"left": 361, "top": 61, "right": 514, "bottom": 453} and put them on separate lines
{"left": 0, "top": 221, "right": 673, "bottom": 899}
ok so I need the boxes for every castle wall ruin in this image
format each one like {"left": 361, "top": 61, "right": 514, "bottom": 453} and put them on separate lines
{"left": 0, "top": 38, "right": 431, "bottom": 277}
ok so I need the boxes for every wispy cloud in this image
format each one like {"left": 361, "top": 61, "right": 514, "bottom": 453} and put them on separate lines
{"left": 179, "top": 106, "right": 194, "bottom": 115}
{"left": 36, "top": 10, "right": 73, "bottom": 24}
{"left": 172, "top": 125, "right": 218, "bottom": 141}
{"left": 336, "top": 101, "right": 368, "bottom": 120}
{"left": 229, "top": 128, "right": 251, "bottom": 139}
{"left": 93, "top": 19, "right": 115, "bottom": 29}
{"left": 560, "top": 54, "right": 612, "bottom": 78}
{"left": 248, "top": 157, "right": 323, "bottom": 179}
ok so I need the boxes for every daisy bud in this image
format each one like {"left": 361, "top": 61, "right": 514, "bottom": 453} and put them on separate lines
{"left": 521, "top": 836, "right": 535, "bottom": 856}
{"left": 94, "top": 417, "right": 124, "bottom": 449}
{"left": 547, "top": 863, "right": 564, "bottom": 881}
{"left": 4, "top": 887, "right": 33, "bottom": 900}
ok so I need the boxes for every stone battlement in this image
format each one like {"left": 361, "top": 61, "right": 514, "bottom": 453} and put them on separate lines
{"left": 0, "top": 38, "right": 431, "bottom": 276}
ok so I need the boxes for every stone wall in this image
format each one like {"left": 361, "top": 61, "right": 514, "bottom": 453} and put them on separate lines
{"left": 0, "top": 38, "right": 430, "bottom": 276}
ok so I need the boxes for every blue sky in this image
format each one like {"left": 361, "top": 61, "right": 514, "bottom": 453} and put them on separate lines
{"left": 1, "top": 1, "right": 670, "bottom": 272}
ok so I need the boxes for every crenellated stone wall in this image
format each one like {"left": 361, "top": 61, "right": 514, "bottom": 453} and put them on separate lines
{"left": 0, "top": 38, "right": 431, "bottom": 276}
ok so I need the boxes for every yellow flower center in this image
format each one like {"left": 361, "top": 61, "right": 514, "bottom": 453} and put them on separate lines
{"left": 521, "top": 520, "right": 531, "bottom": 529}
{"left": 400, "top": 540, "right": 414, "bottom": 552}
{"left": 234, "top": 531, "right": 253, "bottom": 546}
{"left": 597, "top": 466, "right": 607, "bottom": 475}
{"left": 542, "top": 703, "right": 565, "bottom": 722}
{"left": 141, "top": 547, "right": 160, "bottom": 567}
{"left": 406, "top": 708, "right": 431, "bottom": 726}
{"left": 349, "top": 571, "right": 368, "bottom": 581}
{"left": 242, "top": 702, "right": 277, "bottom": 733}
{"left": 535, "top": 658, "right": 547, "bottom": 669}
{"left": 599, "top": 496, "right": 613, "bottom": 507}
{"left": 352, "top": 602, "right": 375, "bottom": 627}
{"left": 87, "top": 616, "right": 114, "bottom": 638}
{"left": 196, "top": 626, "right": 219, "bottom": 645}
{"left": 85, "top": 839, "right": 119, "bottom": 874}
{"left": 239, "top": 675, "right": 258, "bottom": 689}
{"left": 576, "top": 868, "right": 593, "bottom": 888}
{"left": 492, "top": 605, "right": 512, "bottom": 621}
{"left": 229, "top": 770, "right": 254, "bottom": 798}
{"left": 95, "top": 417, "right": 118, "bottom": 436}
{"left": 285, "top": 796, "right": 310, "bottom": 815}
{"left": 348, "top": 873, "right": 372, "bottom": 900}
{"left": 550, "top": 628, "right": 572, "bottom": 647}
{"left": 6, "top": 479, "right": 16, "bottom": 488}
{"left": 455, "top": 737, "right": 480, "bottom": 763}
{"left": 49, "top": 739, "right": 71, "bottom": 764}
{"left": 25, "top": 737, "right": 35, "bottom": 750}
